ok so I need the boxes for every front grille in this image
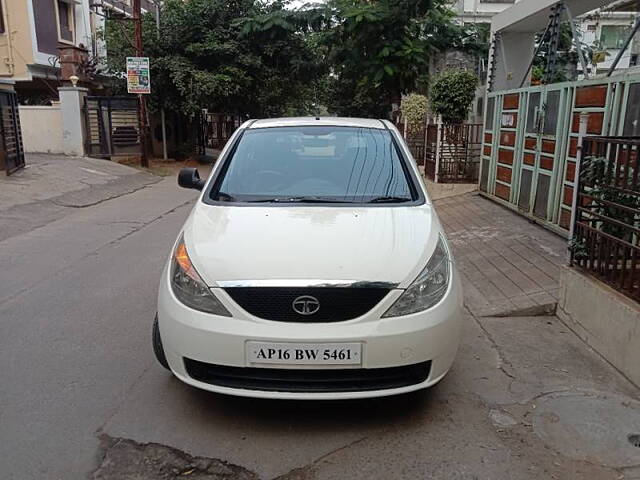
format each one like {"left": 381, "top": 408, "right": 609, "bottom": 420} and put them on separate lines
{"left": 223, "top": 287, "right": 390, "bottom": 322}
{"left": 184, "top": 358, "right": 431, "bottom": 393}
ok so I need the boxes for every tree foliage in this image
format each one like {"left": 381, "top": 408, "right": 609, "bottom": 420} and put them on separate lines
{"left": 102, "top": 0, "right": 324, "bottom": 117}
{"left": 430, "top": 70, "right": 478, "bottom": 123}
{"left": 101, "top": 0, "right": 489, "bottom": 119}
{"left": 308, "top": 0, "right": 469, "bottom": 116}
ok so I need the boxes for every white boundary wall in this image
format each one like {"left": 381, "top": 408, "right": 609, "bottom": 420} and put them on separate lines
{"left": 558, "top": 266, "right": 640, "bottom": 388}
{"left": 19, "top": 105, "right": 64, "bottom": 154}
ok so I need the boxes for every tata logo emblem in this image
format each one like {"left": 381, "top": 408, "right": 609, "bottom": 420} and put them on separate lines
{"left": 292, "top": 295, "right": 320, "bottom": 316}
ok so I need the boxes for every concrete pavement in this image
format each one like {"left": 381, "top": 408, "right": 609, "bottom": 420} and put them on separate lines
{"left": 0, "top": 167, "right": 639, "bottom": 479}
{"left": 0, "top": 153, "right": 161, "bottom": 242}
{"left": 0, "top": 175, "right": 196, "bottom": 478}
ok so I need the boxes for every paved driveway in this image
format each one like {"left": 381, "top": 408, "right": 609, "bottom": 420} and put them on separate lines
{"left": 1, "top": 172, "right": 639, "bottom": 479}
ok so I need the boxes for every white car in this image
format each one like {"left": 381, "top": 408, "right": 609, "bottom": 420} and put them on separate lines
{"left": 154, "top": 117, "right": 463, "bottom": 399}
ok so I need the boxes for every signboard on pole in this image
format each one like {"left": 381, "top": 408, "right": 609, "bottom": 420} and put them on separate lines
{"left": 126, "top": 57, "right": 151, "bottom": 94}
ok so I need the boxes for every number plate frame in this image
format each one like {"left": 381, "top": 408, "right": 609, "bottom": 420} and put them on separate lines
{"left": 246, "top": 342, "right": 362, "bottom": 366}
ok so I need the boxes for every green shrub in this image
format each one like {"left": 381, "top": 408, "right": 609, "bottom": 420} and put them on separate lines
{"left": 430, "top": 70, "right": 478, "bottom": 123}
{"left": 401, "top": 93, "right": 429, "bottom": 134}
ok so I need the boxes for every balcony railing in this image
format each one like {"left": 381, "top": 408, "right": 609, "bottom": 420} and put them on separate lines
{"left": 571, "top": 136, "right": 640, "bottom": 301}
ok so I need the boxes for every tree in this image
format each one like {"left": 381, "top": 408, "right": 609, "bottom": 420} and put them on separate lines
{"left": 430, "top": 70, "right": 478, "bottom": 123}
{"left": 100, "top": 0, "right": 489, "bottom": 121}
{"left": 101, "top": 0, "right": 323, "bottom": 118}
{"left": 309, "top": 0, "right": 462, "bottom": 117}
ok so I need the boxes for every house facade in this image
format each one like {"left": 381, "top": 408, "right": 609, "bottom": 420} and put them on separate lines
{"left": 0, "top": 0, "right": 153, "bottom": 103}
{"left": 579, "top": 8, "right": 639, "bottom": 75}
{"left": 0, "top": 0, "right": 93, "bottom": 101}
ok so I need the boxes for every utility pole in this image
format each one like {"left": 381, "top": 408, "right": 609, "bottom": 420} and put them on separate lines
{"left": 133, "top": 0, "right": 149, "bottom": 167}
{"left": 155, "top": 2, "right": 168, "bottom": 160}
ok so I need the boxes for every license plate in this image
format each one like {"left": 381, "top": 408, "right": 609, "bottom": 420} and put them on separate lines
{"left": 246, "top": 342, "right": 362, "bottom": 366}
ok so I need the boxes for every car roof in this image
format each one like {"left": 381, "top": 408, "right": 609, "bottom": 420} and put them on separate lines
{"left": 247, "top": 117, "right": 388, "bottom": 130}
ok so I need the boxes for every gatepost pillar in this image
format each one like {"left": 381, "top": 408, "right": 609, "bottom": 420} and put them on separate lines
{"left": 59, "top": 86, "right": 89, "bottom": 157}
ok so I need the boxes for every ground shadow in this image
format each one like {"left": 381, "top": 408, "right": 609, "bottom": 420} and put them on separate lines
{"left": 171, "top": 374, "right": 442, "bottom": 432}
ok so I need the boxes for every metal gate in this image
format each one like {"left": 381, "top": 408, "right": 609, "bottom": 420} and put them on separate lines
{"left": 482, "top": 75, "right": 624, "bottom": 235}
{"left": 516, "top": 85, "right": 569, "bottom": 222}
{"left": 0, "top": 91, "right": 25, "bottom": 175}
{"left": 198, "top": 113, "right": 242, "bottom": 156}
{"left": 84, "top": 96, "right": 141, "bottom": 158}
{"left": 423, "top": 123, "right": 482, "bottom": 183}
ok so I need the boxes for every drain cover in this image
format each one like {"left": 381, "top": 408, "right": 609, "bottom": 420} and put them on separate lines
{"left": 532, "top": 391, "right": 640, "bottom": 468}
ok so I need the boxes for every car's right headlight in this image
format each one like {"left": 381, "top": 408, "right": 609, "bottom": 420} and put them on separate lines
{"left": 382, "top": 235, "right": 451, "bottom": 317}
{"left": 170, "top": 235, "right": 231, "bottom": 316}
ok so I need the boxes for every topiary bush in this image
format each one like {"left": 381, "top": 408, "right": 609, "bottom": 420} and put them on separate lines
{"left": 430, "top": 70, "right": 478, "bottom": 124}
{"left": 401, "top": 93, "right": 429, "bottom": 134}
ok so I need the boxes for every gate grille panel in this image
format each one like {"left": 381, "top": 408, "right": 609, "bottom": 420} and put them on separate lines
{"left": 0, "top": 91, "right": 25, "bottom": 175}
{"left": 85, "top": 96, "right": 141, "bottom": 158}
{"left": 198, "top": 113, "right": 241, "bottom": 155}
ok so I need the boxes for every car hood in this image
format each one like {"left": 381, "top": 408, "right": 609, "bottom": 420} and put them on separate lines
{"left": 183, "top": 203, "right": 441, "bottom": 288}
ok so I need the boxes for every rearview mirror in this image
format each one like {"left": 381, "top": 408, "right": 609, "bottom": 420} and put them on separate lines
{"left": 178, "top": 168, "right": 205, "bottom": 191}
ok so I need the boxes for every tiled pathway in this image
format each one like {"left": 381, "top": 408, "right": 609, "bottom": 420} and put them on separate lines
{"left": 435, "top": 192, "right": 568, "bottom": 317}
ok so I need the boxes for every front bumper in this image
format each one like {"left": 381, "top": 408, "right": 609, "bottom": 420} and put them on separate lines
{"left": 157, "top": 264, "right": 463, "bottom": 400}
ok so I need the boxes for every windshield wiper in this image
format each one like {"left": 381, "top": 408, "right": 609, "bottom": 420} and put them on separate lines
{"left": 247, "top": 196, "right": 354, "bottom": 204}
{"left": 368, "top": 196, "right": 412, "bottom": 203}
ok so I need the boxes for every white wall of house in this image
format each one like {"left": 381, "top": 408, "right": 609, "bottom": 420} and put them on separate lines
{"left": 455, "top": 0, "right": 520, "bottom": 24}
{"left": 76, "top": 0, "right": 94, "bottom": 53}
{"left": 579, "top": 12, "right": 638, "bottom": 73}
{"left": 19, "top": 105, "right": 64, "bottom": 154}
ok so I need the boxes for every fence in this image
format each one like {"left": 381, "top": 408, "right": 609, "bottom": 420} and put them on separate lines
{"left": 424, "top": 125, "right": 438, "bottom": 179}
{"left": 571, "top": 136, "right": 640, "bottom": 302}
{"left": 0, "top": 90, "right": 25, "bottom": 175}
{"left": 404, "top": 124, "right": 426, "bottom": 167}
{"left": 198, "top": 113, "right": 242, "bottom": 155}
{"left": 405, "top": 122, "right": 482, "bottom": 183}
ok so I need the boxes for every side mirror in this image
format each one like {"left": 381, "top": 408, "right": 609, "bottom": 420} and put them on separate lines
{"left": 178, "top": 167, "right": 205, "bottom": 191}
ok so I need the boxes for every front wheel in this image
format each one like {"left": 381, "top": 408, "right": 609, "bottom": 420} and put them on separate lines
{"left": 152, "top": 314, "right": 170, "bottom": 370}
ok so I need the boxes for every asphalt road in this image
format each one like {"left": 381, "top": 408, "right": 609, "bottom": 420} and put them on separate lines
{"left": 1, "top": 174, "right": 639, "bottom": 480}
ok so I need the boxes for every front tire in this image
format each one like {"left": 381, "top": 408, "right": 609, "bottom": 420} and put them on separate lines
{"left": 152, "top": 314, "right": 170, "bottom": 370}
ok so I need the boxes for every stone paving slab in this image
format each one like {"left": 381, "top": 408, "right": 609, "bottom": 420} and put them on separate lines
{"left": 435, "top": 192, "right": 567, "bottom": 317}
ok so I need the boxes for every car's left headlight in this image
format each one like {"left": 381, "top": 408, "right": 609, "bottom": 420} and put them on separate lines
{"left": 382, "top": 235, "right": 451, "bottom": 317}
{"left": 170, "top": 235, "right": 231, "bottom": 316}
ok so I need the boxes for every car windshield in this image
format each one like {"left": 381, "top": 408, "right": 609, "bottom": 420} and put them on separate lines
{"left": 211, "top": 126, "right": 416, "bottom": 204}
